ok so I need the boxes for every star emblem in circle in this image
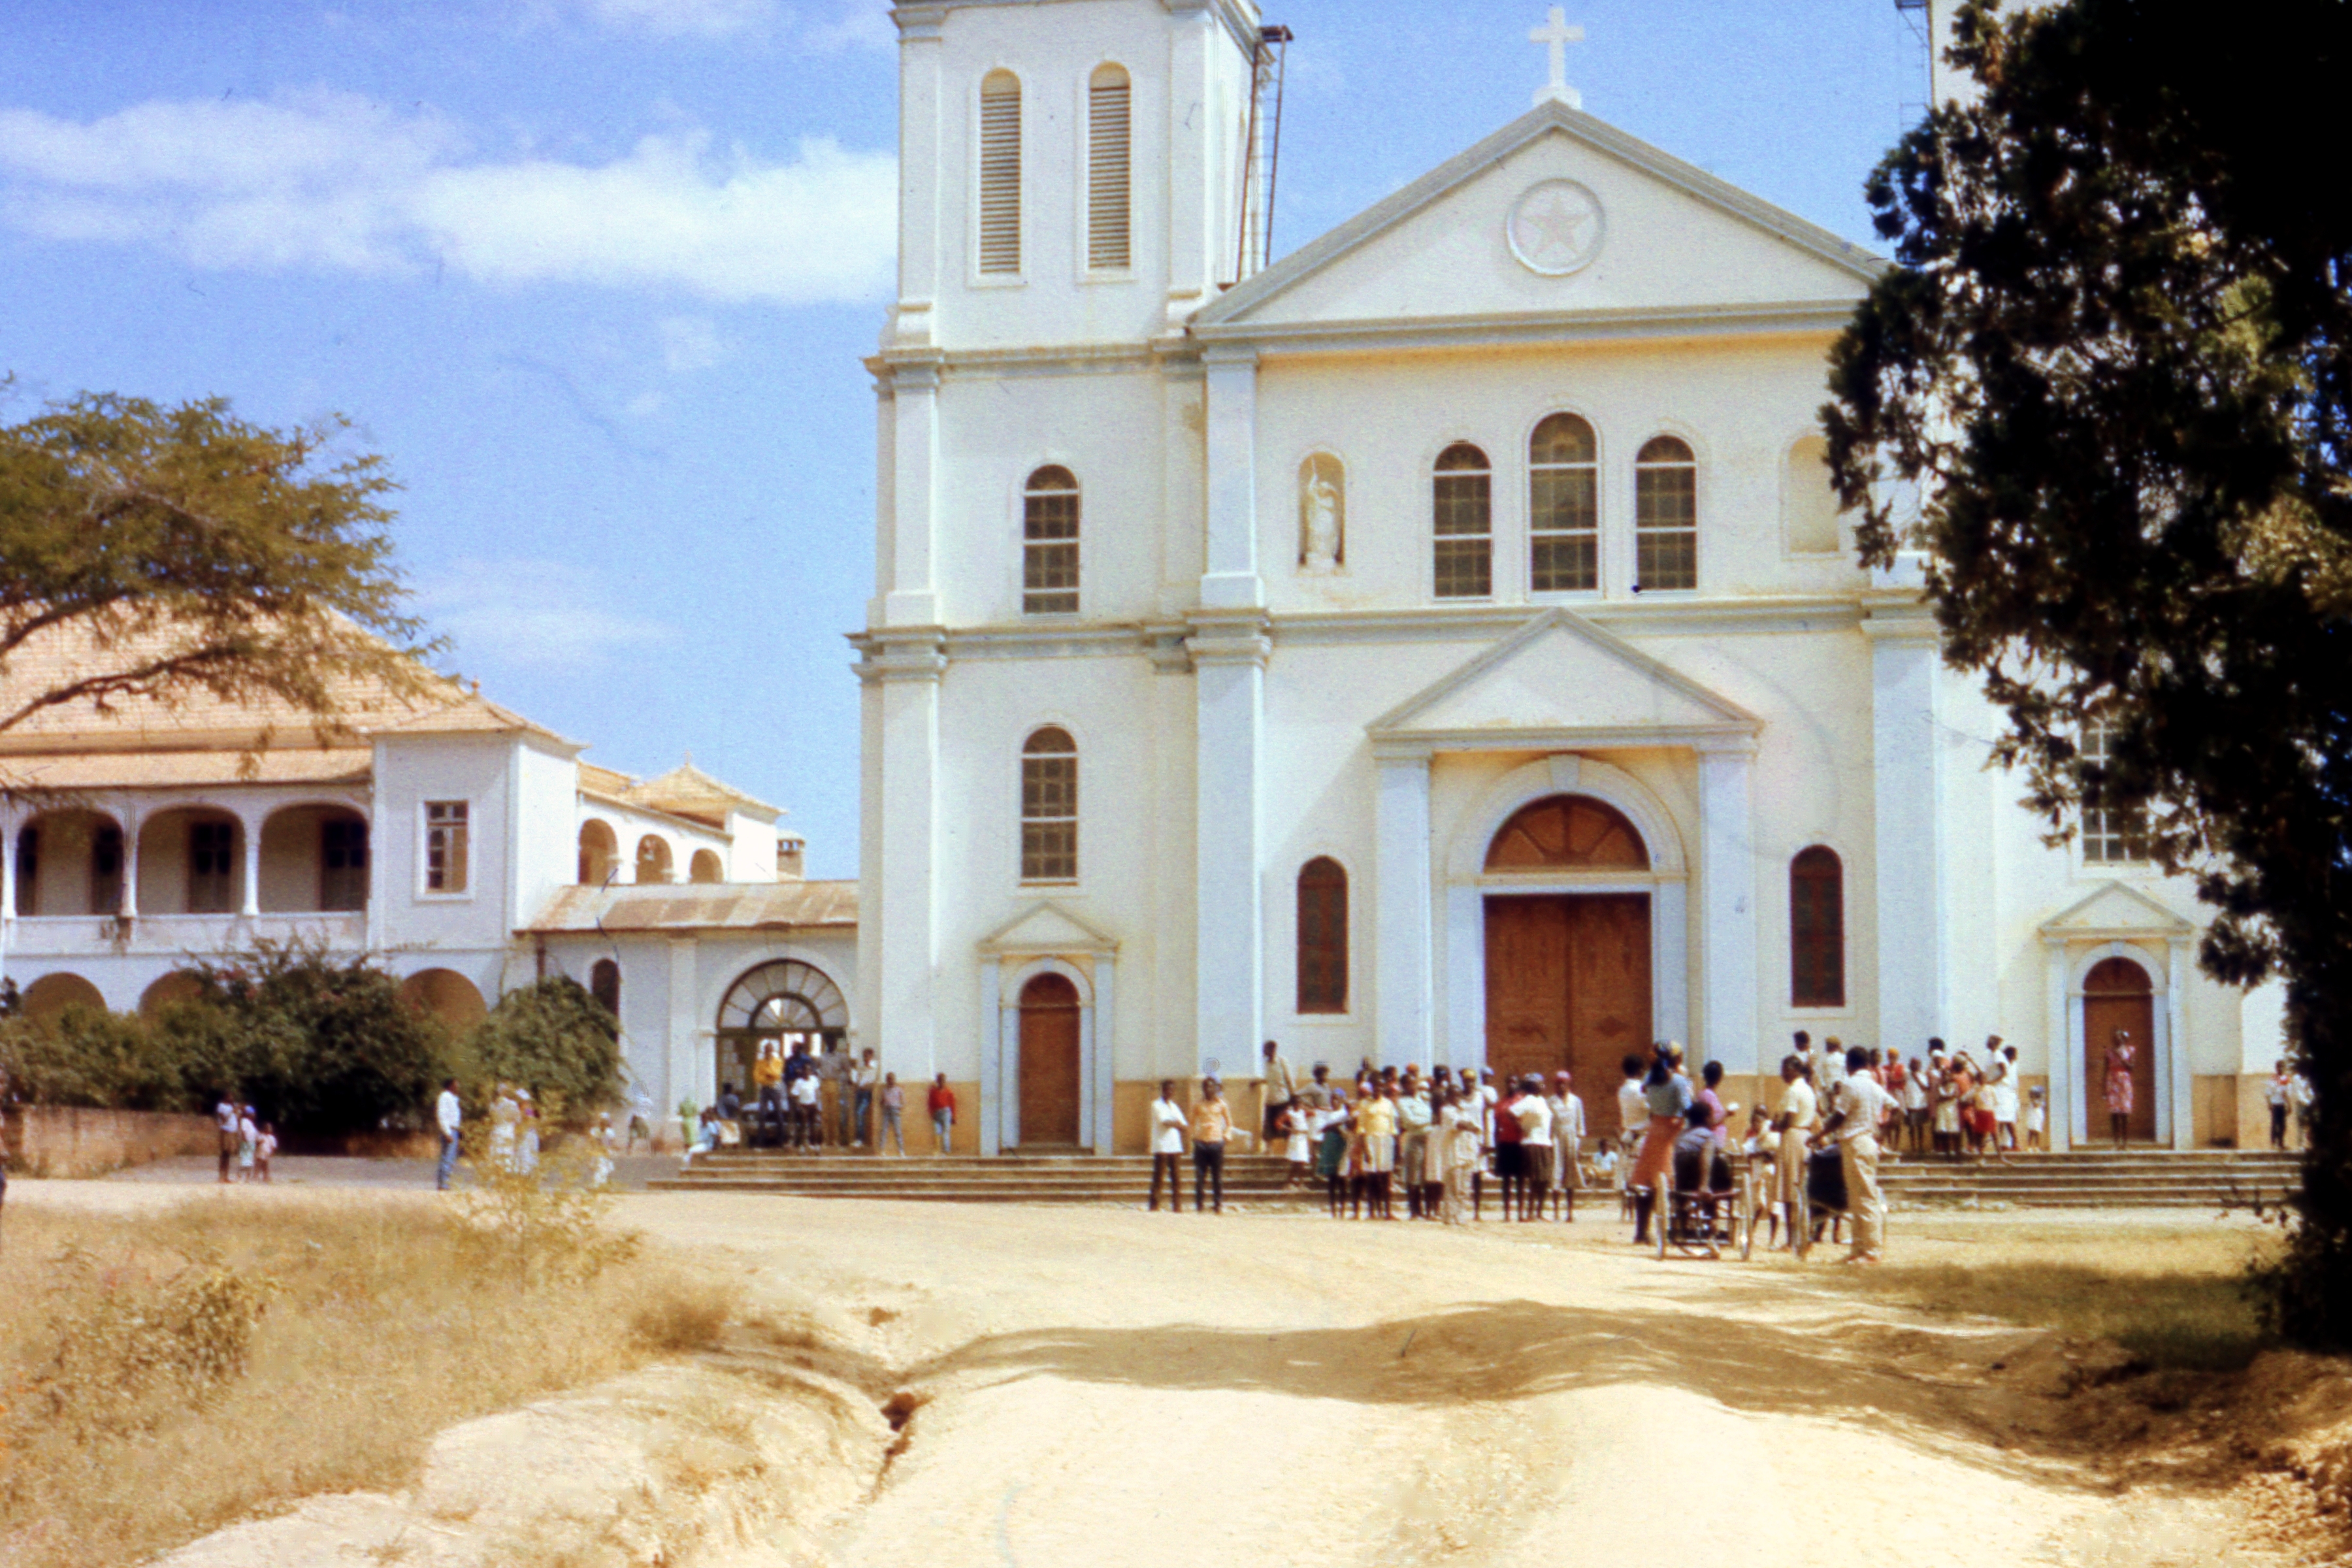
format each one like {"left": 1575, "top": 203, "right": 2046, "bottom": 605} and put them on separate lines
{"left": 1507, "top": 180, "right": 1605, "bottom": 276}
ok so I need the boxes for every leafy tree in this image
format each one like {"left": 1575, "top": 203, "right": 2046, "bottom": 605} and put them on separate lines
{"left": 0, "top": 385, "right": 437, "bottom": 736}
{"left": 180, "top": 944, "right": 442, "bottom": 1137}
{"left": 1825, "top": 1, "right": 2352, "bottom": 1343}
{"left": 451, "top": 977, "right": 624, "bottom": 1122}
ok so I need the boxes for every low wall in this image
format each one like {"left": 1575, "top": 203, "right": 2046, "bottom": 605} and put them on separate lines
{"left": 4, "top": 1105, "right": 219, "bottom": 1179}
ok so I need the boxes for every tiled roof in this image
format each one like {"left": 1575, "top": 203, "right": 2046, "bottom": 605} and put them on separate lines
{"left": 521, "top": 879, "right": 856, "bottom": 935}
{"left": 0, "top": 616, "right": 571, "bottom": 753}
{"left": 578, "top": 762, "right": 637, "bottom": 800}
{"left": 0, "top": 748, "right": 372, "bottom": 791}
{"left": 621, "top": 757, "right": 779, "bottom": 825}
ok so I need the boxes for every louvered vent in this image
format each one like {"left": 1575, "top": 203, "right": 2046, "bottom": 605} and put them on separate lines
{"left": 978, "top": 73, "right": 1022, "bottom": 275}
{"left": 1087, "top": 69, "right": 1131, "bottom": 270}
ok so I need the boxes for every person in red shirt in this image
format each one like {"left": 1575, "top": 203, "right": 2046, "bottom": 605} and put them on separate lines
{"left": 927, "top": 1073, "right": 957, "bottom": 1155}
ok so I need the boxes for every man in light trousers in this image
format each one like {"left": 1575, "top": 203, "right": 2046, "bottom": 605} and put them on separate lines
{"left": 1813, "top": 1045, "right": 1893, "bottom": 1264}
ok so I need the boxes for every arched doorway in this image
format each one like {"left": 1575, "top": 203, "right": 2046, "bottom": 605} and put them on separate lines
{"left": 397, "top": 968, "right": 487, "bottom": 1030}
{"left": 2083, "top": 955, "right": 2158, "bottom": 1143}
{"left": 713, "top": 959, "right": 847, "bottom": 1101}
{"left": 22, "top": 972, "right": 106, "bottom": 1021}
{"left": 1015, "top": 972, "right": 1082, "bottom": 1147}
{"left": 1482, "top": 794, "right": 1653, "bottom": 1138}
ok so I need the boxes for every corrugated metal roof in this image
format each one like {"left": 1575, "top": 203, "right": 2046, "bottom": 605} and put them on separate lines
{"left": 521, "top": 879, "right": 857, "bottom": 935}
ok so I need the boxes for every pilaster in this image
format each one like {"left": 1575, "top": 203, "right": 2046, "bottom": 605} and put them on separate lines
{"left": 1374, "top": 749, "right": 1435, "bottom": 1068}
{"left": 1188, "top": 610, "right": 1269, "bottom": 1077}
{"left": 1697, "top": 740, "right": 1759, "bottom": 1071}
{"left": 859, "top": 629, "right": 947, "bottom": 1083}
{"left": 883, "top": 359, "right": 943, "bottom": 626}
{"left": 1200, "top": 347, "right": 1261, "bottom": 610}
{"left": 889, "top": 7, "right": 943, "bottom": 349}
{"left": 1867, "top": 613, "right": 1944, "bottom": 1057}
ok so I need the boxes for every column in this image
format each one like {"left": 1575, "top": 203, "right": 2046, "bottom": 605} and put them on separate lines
{"left": 1867, "top": 617, "right": 1944, "bottom": 1056}
{"left": 2044, "top": 938, "right": 2076, "bottom": 1151}
{"left": 666, "top": 938, "right": 698, "bottom": 1132}
{"left": 1190, "top": 614, "right": 1268, "bottom": 1077}
{"left": 1, "top": 813, "right": 15, "bottom": 924}
{"left": 2166, "top": 937, "right": 2193, "bottom": 1149}
{"left": 887, "top": 9, "right": 942, "bottom": 348}
{"left": 882, "top": 361, "right": 941, "bottom": 626}
{"left": 1092, "top": 955, "right": 1118, "bottom": 1152}
{"left": 1697, "top": 743, "right": 1760, "bottom": 1070}
{"left": 118, "top": 806, "right": 139, "bottom": 919}
{"left": 239, "top": 812, "right": 262, "bottom": 919}
{"left": 1375, "top": 750, "right": 1434, "bottom": 1068}
{"left": 1200, "top": 347, "right": 1261, "bottom": 610}
{"left": 868, "top": 631, "right": 945, "bottom": 1088}
{"left": 979, "top": 956, "right": 1004, "bottom": 1156}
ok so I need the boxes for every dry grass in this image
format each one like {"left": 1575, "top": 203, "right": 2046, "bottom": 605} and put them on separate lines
{"left": 1818, "top": 1214, "right": 2279, "bottom": 1370}
{"left": 0, "top": 1191, "right": 738, "bottom": 1568}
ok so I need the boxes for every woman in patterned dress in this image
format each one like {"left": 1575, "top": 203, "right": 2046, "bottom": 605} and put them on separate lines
{"left": 2102, "top": 1028, "right": 2136, "bottom": 1149}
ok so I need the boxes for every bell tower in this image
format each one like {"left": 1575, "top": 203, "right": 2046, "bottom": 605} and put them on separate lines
{"left": 885, "top": 0, "right": 1265, "bottom": 352}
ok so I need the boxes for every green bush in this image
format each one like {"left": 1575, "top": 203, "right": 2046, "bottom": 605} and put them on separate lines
{"left": 449, "top": 977, "right": 622, "bottom": 1121}
{"left": 0, "top": 1006, "right": 182, "bottom": 1109}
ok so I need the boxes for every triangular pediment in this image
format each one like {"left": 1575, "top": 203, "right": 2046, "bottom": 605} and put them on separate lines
{"left": 978, "top": 900, "right": 1119, "bottom": 956}
{"left": 2040, "top": 881, "right": 2195, "bottom": 938}
{"left": 1194, "top": 101, "right": 1880, "bottom": 344}
{"left": 1369, "top": 610, "right": 1759, "bottom": 748}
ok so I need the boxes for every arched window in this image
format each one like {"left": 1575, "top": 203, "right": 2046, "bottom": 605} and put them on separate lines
{"left": 1529, "top": 413, "right": 1599, "bottom": 592}
{"left": 689, "top": 849, "right": 725, "bottom": 884}
{"left": 590, "top": 958, "right": 621, "bottom": 1019}
{"left": 635, "top": 835, "right": 674, "bottom": 885}
{"left": 1783, "top": 434, "right": 1840, "bottom": 555}
{"left": 1022, "top": 465, "right": 1080, "bottom": 615}
{"left": 1087, "top": 64, "right": 1131, "bottom": 270}
{"left": 578, "top": 819, "right": 618, "bottom": 885}
{"left": 1021, "top": 727, "right": 1078, "bottom": 883}
{"left": 1789, "top": 846, "right": 1845, "bottom": 1007}
{"left": 1635, "top": 434, "right": 1697, "bottom": 591}
{"left": 1432, "top": 442, "right": 1492, "bottom": 599}
{"left": 1296, "top": 857, "right": 1348, "bottom": 1014}
{"left": 978, "top": 70, "right": 1023, "bottom": 275}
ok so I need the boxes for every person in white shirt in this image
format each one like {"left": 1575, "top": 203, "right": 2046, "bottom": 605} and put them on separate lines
{"left": 216, "top": 1094, "right": 240, "bottom": 1184}
{"left": 434, "top": 1077, "right": 463, "bottom": 1190}
{"left": 236, "top": 1107, "right": 259, "bottom": 1179}
{"left": 1546, "top": 1071, "right": 1586, "bottom": 1221}
{"left": 1149, "top": 1081, "right": 1188, "bottom": 1214}
{"left": 1513, "top": 1077, "right": 1555, "bottom": 1222}
{"left": 2266, "top": 1060, "right": 2295, "bottom": 1151}
{"left": 1769, "top": 1055, "right": 1818, "bottom": 1250}
{"left": 1812, "top": 1047, "right": 1895, "bottom": 1264}
{"left": 2289, "top": 1071, "right": 2316, "bottom": 1151}
{"left": 1615, "top": 1055, "right": 1648, "bottom": 1164}
{"left": 852, "top": 1049, "right": 880, "bottom": 1147}
{"left": 254, "top": 1122, "right": 278, "bottom": 1184}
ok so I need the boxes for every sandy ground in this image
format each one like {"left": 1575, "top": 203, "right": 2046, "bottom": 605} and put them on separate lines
{"left": 10, "top": 1180, "right": 2300, "bottom": 1567}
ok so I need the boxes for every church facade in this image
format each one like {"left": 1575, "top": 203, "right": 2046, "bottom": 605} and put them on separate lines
{"left": 856, "top": 0, "right": 2286, "bottom": 1154}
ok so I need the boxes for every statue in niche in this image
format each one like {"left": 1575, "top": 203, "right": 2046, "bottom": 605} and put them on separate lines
{"left": 1298, "top": 453, "right": 1345, "bottom": 574}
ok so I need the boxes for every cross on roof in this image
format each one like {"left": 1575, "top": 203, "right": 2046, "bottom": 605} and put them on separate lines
{"left": 1530, "top": 7, "right": 1584, "bottom": 110}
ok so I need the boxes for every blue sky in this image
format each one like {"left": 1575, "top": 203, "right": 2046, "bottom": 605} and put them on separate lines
{"left": 0, "top": 1, "right": 1922, "bottom": 879}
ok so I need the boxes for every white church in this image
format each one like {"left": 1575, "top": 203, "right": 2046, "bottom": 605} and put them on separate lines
{"left": 853, "top": 0, "right": 2288, "bottom": 1156}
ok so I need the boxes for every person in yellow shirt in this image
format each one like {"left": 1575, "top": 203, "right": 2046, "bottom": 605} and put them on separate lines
{"left": 1354, "top": 1086, "right": 1399, "bottom": 1220}
{"left": 751, "top": 1040, "right": 786, "bottom": 1147}
{"left": 1190, "top": 1079, "right": 1235, "bottom": 1213}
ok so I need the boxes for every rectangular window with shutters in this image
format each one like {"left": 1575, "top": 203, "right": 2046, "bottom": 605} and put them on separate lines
{"left": 977, "top": 73, "right": 1022, "bottom": 276}
{"left": 1086, "top": 69, "right": 1131, "bottom": 271}
{"left": 423, "top": 801, "right": 470, "bottom": 895}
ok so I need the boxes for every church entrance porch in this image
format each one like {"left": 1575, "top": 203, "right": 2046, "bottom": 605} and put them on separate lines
{"left": 1015, "top": 972, "right": 1083, "bottom": 1147}
{"left": 1483, "top": 893, "right": 1652, "bottom": 1138}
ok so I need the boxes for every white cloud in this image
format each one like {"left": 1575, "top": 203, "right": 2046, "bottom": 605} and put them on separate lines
{"left": 659, "top": 314, "right": 725, "bottom": 372}
{"left": 421, "top": 557, "right": 680, "bottom": 671}
{"left": 0, "top": 90, "right": 895, "bottom": 304}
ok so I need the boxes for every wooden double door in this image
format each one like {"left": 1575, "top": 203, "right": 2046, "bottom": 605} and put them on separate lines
{"left": 2083, "top": 955, "right": 2158, "bottom": 1142}
{"left": 1484, "top": 894, "right": 1652, "bottom": 1139}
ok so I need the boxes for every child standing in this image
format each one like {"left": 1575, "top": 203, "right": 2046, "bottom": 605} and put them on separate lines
{"left": 1282, "top": 1101, "right": 1312, "bottom": 1186}
{"left": 2025, "top": 1085, "right": 2047, "bottom": 1151}
{"left": 255, "top": 1121, "right": 277, "bottom": 1184}
{"left": 236, "top": 1105, "right": 259, "bottom": 1181}
{"left": 880, "top": 1072, "right": 907, "bottom": 1155}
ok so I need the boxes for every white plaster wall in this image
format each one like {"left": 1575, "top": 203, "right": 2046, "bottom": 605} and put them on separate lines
{"left": 373, "top": 736, "right": 521, "bottom": 953}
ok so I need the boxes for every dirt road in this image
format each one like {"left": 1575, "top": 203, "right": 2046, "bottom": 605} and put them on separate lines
{"left": 634, "top": 1196, "right": 2266, "bottom": 1568}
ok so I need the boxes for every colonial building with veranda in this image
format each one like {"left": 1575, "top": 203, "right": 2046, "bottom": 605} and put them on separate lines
{"left": 855, "top": 0, "right": 2289, "bottom": 1155}
{"left": 0, "top": 624, "right": 856, "bottom": 1134}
